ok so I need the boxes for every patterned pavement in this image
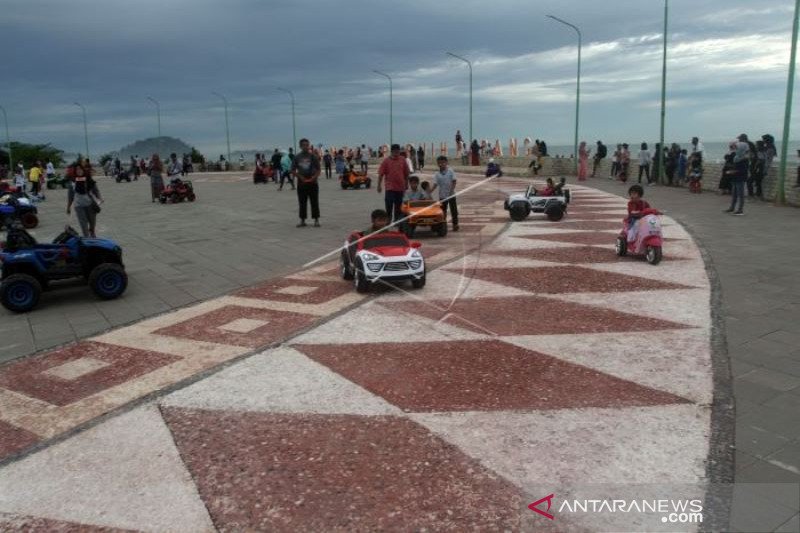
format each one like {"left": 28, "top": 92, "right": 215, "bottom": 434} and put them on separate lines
{"left": 0, "top": 176, "right": 719, "bottom": 531}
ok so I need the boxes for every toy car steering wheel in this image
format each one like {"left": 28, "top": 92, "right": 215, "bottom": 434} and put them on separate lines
{"left": 54, "top": 225, "right": 79, "bottom": 244}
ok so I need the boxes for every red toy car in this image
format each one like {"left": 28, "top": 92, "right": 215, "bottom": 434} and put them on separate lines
{"left": 159, "top": 179, "right": 196, "bottom": 203}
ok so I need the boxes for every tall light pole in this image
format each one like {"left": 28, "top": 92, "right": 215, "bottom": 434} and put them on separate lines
{"left": 373, "top": 70, "right": 393, "bottom": 146}
{"left": 73, "top": 102, "right": 90, "bottom": 162}
{"left": 446, "top": 52, "right": 473, "bottom": 148}
{"left": 777, "top": 0, "right": 800, "bottom": 204}
{"left": 276, "top": 87, "right": 296, "bottom": 153}
{"left": 0, "top": 105, "right": 11, "bottom": 172}
{"left": 212, "top": 92, "right": 231, "bottom": 164}
{"left": 547, "top": 14, "right": 582, "bottom": 172}
{"left": 146, "top": 96, "right": 161, "bottom": 138}
{"left": 658, "top": 0, "right": 669, "bottom": 184}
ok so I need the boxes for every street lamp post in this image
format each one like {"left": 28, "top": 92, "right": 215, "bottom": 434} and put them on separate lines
{"left": 276, "top": 87, "right": 296, "bottom": 153}
{"left": 73, "top": 102, "right": 90, "bottom": 162}
{"left": 658, "top": 0, "right": 669, "bottom": 184}
{"left": 146, "top": 96, "right": 161, "bottom": 138}
{"left": 0, "top": 105, "right": 11, "bottom": 172}
{"left": 212, "top": 92, "right": 231, "bottom": 165}
{"left": 446, "top": 52, "right": 473, "bottom": 150}
{"left": 547, "top": 14, "right": 582, "bottom": 173}
{"left": 146, "top": 96, "right": 162, "bottom": 157}
{"left": 373, "top": 70, "right": 393, "bottom": 147}
{"left": 777, "top": 0, "right": 800, "bottom": 205}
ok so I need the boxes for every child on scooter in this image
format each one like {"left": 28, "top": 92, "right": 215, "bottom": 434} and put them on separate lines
{"left": 626, "top": 184, "right": 651, "bottom": 242}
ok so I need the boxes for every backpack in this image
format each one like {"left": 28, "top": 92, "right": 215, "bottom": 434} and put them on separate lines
{"left": 597, "top": 144, "right": 607, "bottom": 158}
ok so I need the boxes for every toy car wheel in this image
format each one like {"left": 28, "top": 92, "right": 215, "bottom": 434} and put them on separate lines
{"left": 411, "top": 267, "right": 426, "bottom": 289}
{"left": 115, "top": 177, "right": 121, "bottom": 183}
{"left": 405, "top": 224, "right": 417, "bottom": 238}
{"left": 47, "top": 182, "right": 55, "bottom": 190}
{"left": 435, "top": 223, "right": 447, "bottom": 237}
{"left": 61, "top": 182, "right": 68, "bottom": 189}
{"left": 509, "top": 202, "right": 530, "bottom": 221}
{"left": 545, "top": 204, "right": 565, "bottom": 222}
{"left": 170, "top": 193, "right": 179, "bottom": 203}
{"left": 340, "top": 181, "right": 348, "bottom": 190}
{"left": 340, "top": 250, "right": 354, "bottom": 280}
{"left": 354, "top": 258, "right": 370, "bottom": 293}
{"left": 187, "top": 193, "right": 196, "bottom": 202}
{"left": 365, "top": 179, "right": 372, "bottom": 189}
{"left": 89, "top": 263, "right": 128, "bottom": 300}
{"left": 0, "top": 274, "right": 42, "bottom": 313}
{"left": 645, "top": 245, "right": 662, "bottom": 265}
{"left": 615, "top": 236, "right": 628, "bottom": 257}
{"left": 21, "top": 212, "right": 39, "bottom": 229}
{"left": 158, "top": 195, "right": 167, "bottom": 204}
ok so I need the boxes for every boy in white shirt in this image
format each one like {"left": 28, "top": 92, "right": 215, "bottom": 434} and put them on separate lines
{"left": 430, "top": 156, "right": 459, "bottom": 231}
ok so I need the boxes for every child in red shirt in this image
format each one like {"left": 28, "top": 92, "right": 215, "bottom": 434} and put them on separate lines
{"left": 626, "top": 184, "right": 651, "bottom": 242}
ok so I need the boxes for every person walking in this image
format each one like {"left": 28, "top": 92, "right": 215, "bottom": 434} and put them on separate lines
{"left": 610, "top": 144, "right": 621, "bottom": 179}
{"left": 28, "top": 161, "right": 43, "bottom": 197}
{"left": 377, "top": 143, "right": 410, "bottom": 226}
{"left": 577, "top": 141, "right": 589, "bottom": 181}
{"left": 430, "top": 155, "right": 459, "bottom": 232}
{"left": 417, "top": 145, "right": 425, "bottom": 170}
{"left": 291, "top": 138, "right": 321, "bottom": 227}
{"left": 359, "top": 144, "right": 369, "bottom": 173}
{"left": 147, "top": 153, "right": 164, "bottom": 202}
{"left": 637, "top": 143, "right": 651, "bottom": 184}
{"left": 279, "top": 150, "right": 294, "bottom": 190}
{"left": 67, "top": 162, "right": 103, "bottom": 237}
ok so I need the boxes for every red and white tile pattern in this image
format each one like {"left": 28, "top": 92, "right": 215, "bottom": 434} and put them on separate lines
{"left": 0, "top": 180, "right": 716, "bottom": 531}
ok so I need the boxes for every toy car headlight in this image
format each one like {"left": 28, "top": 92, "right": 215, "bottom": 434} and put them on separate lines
{"left": 410, "top": 249, "right": 421, "bottom": 258}
{"left": 362, "top": 252, "right": 380, "bottom": 261}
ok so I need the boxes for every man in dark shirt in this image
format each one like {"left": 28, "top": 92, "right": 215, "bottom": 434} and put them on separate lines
{"left": 323, "top": 150, "right": 333, "bottom": 179}
{"left": 291, "top": 138, "right": 322, "bottom": 227}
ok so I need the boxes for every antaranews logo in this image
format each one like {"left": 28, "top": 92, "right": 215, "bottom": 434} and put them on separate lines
{"left": 528, "top": 494, "right": 704, "bottom": 525}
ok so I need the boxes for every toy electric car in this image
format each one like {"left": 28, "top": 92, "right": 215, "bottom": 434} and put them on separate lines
{"left": 0, "top": 225, "right": 127, "bottom": 312}
{"left": 45, "top": 174, "right": 69, "bottom": 189}
{"left": 253, "top": 166, "right": 274, "bottom": 184}
{"left": 159, "top": 179, "right": 196, "bottom": 203}
{"left": 340, "top": 169, "right": 372, "bottom": 189}
{"left": 401, "top": 200, "right": 447, "bottom": 237}
{"left": 340, "top": 230, "right": 425, "bottom": 292}
{"left": 503, "top": 180, "right": 571, "bottom": 222}
{"left": 0, "top": 194, "right": 39, "bottom": 229}
{"left": 115, "top": 170, "right": 134, "bottom": 183}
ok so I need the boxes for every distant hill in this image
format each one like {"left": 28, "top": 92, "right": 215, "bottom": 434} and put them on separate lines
{"left": 115, "top": 137, "right": 194, "bottom": 159}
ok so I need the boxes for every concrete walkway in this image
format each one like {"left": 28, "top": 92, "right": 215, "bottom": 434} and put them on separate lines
{"left": 0, "top": 177, "right": 723, "bottom": 531}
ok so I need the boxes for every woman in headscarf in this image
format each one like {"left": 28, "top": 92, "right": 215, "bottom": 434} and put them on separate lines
{"left": 66, "top": 161, "right": 103, "bottom": 237}
{"left": 470, "top": 139, "right": 480, "bottom": 166}
{"left": 147, "top": 153, "right": 164, "bottom": 202}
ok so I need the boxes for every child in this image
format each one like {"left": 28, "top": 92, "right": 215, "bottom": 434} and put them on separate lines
{"left": 404, "top": 175, "right": 427, "bottom": 202}
{"left": 364, "top": 209, "right": 389, "bottom": 235}
{"left": 626, "top": 184, "right": 651, "bottom": 242}
{"left": 13, "top": 164, "right": 25, "bottom": 192}
{"left": 420, "top": 181, "right": 433, "bottom": 200}
{"left": 688, "top": 156, "right": 703, "bottom": 193}
{"left": 334, "top": 150, "right": 347, "bottom": 181}
{"left": 538, "top": 177, "right": 556, "bottom": 196}
{"left": 430, "top": 155, "right": 459, "bottom": 231}
{"left": 486, "top": 158, "right": 503, "bottom": 177}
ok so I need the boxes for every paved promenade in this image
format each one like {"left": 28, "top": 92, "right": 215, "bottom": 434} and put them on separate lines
{"left": 0, "top": 175, "right": 732, "bottom": 531}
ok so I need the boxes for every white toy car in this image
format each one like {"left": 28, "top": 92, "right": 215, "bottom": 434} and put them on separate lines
{"left": 340, "top": 230, "right": 426, "bottom": 293}
{"left": 503, "top": 179, "right": 571, "bottom": 222}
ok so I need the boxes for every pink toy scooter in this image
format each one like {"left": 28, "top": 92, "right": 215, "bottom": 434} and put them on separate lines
{"left": 615, "top": 208, "right": 663, "bottom": 265}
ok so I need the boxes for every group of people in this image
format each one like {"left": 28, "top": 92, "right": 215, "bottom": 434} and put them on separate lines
{"left": 1, "top": 160, "right": 56, "bottom": 200}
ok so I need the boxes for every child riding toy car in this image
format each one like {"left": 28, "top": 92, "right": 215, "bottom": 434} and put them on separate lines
{"left": 45, "top": 174, "right": 69, "bottom": 190}
{"left": 504, "top": 178, "right": 570, "bottom": 222}
{"left": 340, "top": 230, "right": 425, "bottom": 293}
{"left": 253, "top": 165, "right": 274, "bottom": 184}
{"left": 401, "top": 200, "right": 447, "bottom": 237}
{"left": 0, "top": 192, "right": 39, "bottom": 229}
{"left": 0, "top": 224, "right": 127, "bottom": 312}
{"left": 159, "top": 178, "right": 196, "bottom": 203}
{"left": 615, "top": 208, "right": 664, "bottom": 265}
{"left": 340, "top": 168, "right": 372, "bottom": 190}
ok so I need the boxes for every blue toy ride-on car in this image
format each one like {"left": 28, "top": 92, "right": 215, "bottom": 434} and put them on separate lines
{"left": 0, "top": 224, "right": 127, "bottom": 312}
{"left": 0, "top": 194, "right": 39, "bottom": 229}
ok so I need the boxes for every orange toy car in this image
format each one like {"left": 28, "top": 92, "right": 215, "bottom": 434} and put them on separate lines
{"left": 402, "top": 200, "right": 447, "bottom": 237}
{"left": 340, "top": 169, "right": 372, "bottom": 189}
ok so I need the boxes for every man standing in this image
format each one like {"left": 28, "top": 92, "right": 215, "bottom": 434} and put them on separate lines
{"left": 592, "top": 140, "right": 607, "bottom": 177}
{"left": 430, "top": 155, "right": 459, "bottom": 232}
{"left": 725, "top": 134, "right": 750, "bottom": 216}
{"left": 377, "top": 143, "right": 410, "bottom": 226}
{"left": 270, "top": 149, "right": 282, "bottom": 183}
{"left": 291, "top": 138, "right": 321, "bottom": 227}
{"left": 28, "top": 161, "right": 43, "bottom": 197}
{"left": 360, "top": 144, "right": 369, "bottom": 173}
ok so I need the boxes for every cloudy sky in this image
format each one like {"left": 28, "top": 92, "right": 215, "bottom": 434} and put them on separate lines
{"left": 1, "top": 0, "right": 797, "bottom": 157}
